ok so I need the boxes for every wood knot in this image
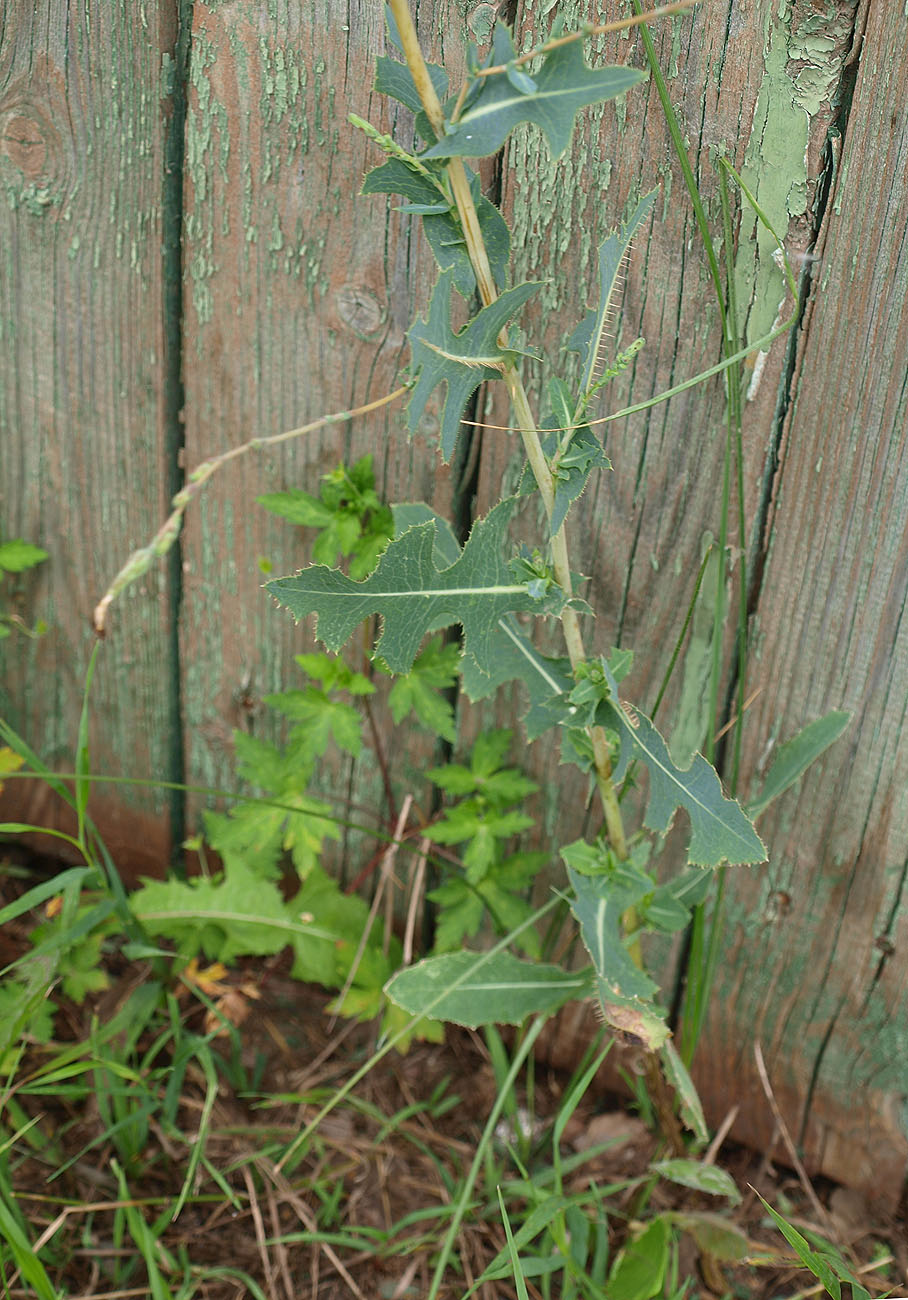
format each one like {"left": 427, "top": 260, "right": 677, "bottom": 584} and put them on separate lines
{"left": 0, "top": 59, "right": 75, "bottom": 213}
{"left": 335, "top": 284, "right": 384, "bottom": 338}
{"left": 1, "top": 113, "right": 47, "bottom": 178}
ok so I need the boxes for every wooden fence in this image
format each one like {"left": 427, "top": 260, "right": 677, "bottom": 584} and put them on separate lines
{"left": 2, "top": 0, "right": 906, "bottom": 1204}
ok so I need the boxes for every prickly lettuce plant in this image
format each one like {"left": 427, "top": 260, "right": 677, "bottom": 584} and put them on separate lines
{"left": 87, "top": 1, "right": 849, "bottom": 1122}
{"left": 263, "top": 0, "right": 761, "bottom": 1079}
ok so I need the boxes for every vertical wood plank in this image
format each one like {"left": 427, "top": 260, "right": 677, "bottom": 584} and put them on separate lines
{"left": 0, "top": 1, "right": 178, "bottom": 876}
{"left": 178, "top": 2, "right": 470, "bottom": 853}
{"left": 695, "top": 0, "right": 908, "bottom": 1202}
{"left": 470, "top": 0, "right": 861, "bottom": 841}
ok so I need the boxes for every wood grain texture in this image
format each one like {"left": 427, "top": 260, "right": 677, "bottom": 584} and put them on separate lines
{"left": 694, "top": 0, "right": 908, "bottom": 1203}
{"left": 178, "top": 2, "right": 472, "bottom": 861}
{"left": 0, "top": 1, "right": 178, "bottom": 875}
{"left": 469, "top": 0, "right": 861, "bottom": 840}
{"left": 459, "top": 0, "right": 907, "bottom": 1199}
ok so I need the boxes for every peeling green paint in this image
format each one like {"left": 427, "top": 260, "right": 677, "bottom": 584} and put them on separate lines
{"left": 268, "top": 209, "right": 283, "bottom": 252}
{"left": 185, "top": 33, "right": 232, "bottom": 329}
{"left": 734, "top": 3, "right": 851, "bottom": 350}
{"left": 668, "top": 15, "right": 683, "bottom": 80}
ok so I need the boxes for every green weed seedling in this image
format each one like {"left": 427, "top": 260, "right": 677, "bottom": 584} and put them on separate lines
{"left": 0, "top": 537, "right": 47, "bottom": 644}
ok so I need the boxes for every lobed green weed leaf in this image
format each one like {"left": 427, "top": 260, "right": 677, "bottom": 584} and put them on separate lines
{"left": 0, "top": 539, "right": 48, "bottom": 574}
{"left": 258, "top": 454, "right": 393, "bottom": 579}
{"left": 363, "top": 158, "right": 510, "bottom": 296}
{"left": 374, "top": 50, "right": 448, "bottom": 118}
{"left": 429, "top": 849, "right": 545, "bottom": 956}
{"left": 422, "top": 25, "right": 645, "bottom": 162}
{"left": 568, "top": 190, "right": 657, "bottom": 402}
{"left": 404, "top": 271, "right": 541, "bottom": 459}
{"left": 383, "top": 635, "right": 460, "bottom": 742}
{"left": 600, "top": 688, "right": 766, "bottom": 868}
{"left": 268, "top": 498, "right": 565, "bottom": 676}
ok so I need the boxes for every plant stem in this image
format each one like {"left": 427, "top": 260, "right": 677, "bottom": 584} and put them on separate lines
{"left": 93, "top": 385, "right": 408, "bottom": 635}
{"left": 390, "top": 0, "right": 629, "bottom": 863}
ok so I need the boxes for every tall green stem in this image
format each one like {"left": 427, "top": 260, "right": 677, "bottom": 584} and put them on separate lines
{"left": 389, "top": 0, "right": 628, "bottom": 861}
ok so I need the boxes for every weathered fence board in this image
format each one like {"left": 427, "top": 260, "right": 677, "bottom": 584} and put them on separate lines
{"left": 463, "top": 0, "right": 907, "bottom": 1200}
{"left": 177, "top": 0, "right": 473, "bottom": 857}
{"left": 473, "top": 0, "right": 859, "bottom": 826}
{"left": 695, "top": 0, "right": 908, "bottom": 1199}
{"left": 0, "top": 1, "right": 177, "bottom": 873}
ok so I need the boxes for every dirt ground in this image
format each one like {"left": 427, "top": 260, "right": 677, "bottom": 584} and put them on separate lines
{"left": 3, "top": 850, "right": 906, "bottom": 1300}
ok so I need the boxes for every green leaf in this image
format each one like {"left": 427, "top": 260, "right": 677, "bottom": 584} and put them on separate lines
{"left": 424, "top": 192, "right": 511, "bottom": 297}
{"left": 362, "top": 156, "right": 443, "bottom": 206}
{"left": 0, "top": 539, "right": 49, "bottom": 573}
{"left": 265, "top": 687, "right": 365, "bottom": 758}
{"left": 422, "top": 24, "right": 644, "bottom": 161}
{"left": 391, "top": 502, "right": 460, "bottom": 566}
{"left": 203, "top": 747, "right": 339, "bottom": 880}
{"left": 754, "top": 1193, "right": 843, "bottom": 1300}
{"left": 426, "top": 806, "right": 533, "bottom": 883}
{"left": 267, "top": 498, "right": 564, "bottom": 676}
{"left": 288, "top": 865, "right": 380, "bottom": 987}
{"left": 642, "top": 866, "right": 712, "bottom": 933}
{"left": 568, "top": 191, "right": 657, "bottom": 399}
{"left": 130, "top": 862, "right": 374, "bottom": 993}
{"left": 387, "top": 636, "right": 460, "bottom": 742}
{"left": 294, "top": 652, "right": 375, "bottom": 696}
{"left": 385, "top": 949, "right": 592, "bottom": 1027}
{"left": 364, "top": 158, "right": 511, "bottom": 296}
{"left": 567, "top": 863, "right": 669, "bottom": 1050}
{"left": 551, "top": 424, "right": 611, "bottom": 536}
{"left": 428, "top": 878, "right": 486, "bottom": 950}
{"left": 652, "top": 1158, "right": 741, "bottom": 1203}
{"left": 608, "top": 1215, "right": 670, "bottom": 1300}
{"left": 459, "top": 613, "right": 574, "bottom": 740}
{"left": 746, "top": 710, "right": 851, "bottom": 819}
{"left": 668, "top": 1212, "right": 750, "bottom": 1262}
{"left": 600, "top": 694, "right": 766, "bottom": 868}
{"left": 256, "top": 489, "right": 333, "bottom": 527}
{"left": 405, "top": 269, "right": 541, "bottom": 460}
{"left": 375, "top": 52, "right": 448, "bottom": 117}
{"left": 130, "top": 868, "right": 303, "bottom": 964}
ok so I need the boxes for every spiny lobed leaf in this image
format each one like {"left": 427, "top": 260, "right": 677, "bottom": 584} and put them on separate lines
{"left": 566, "top": 862, "right": 669, "bottom": 1050}
{"left": 389, "top": 507, "right": 575, "bottom": 721}
{"left": 422, "top": 24, "right": 645, "bottom": 161}
{"left": 600, "top": 696, "right": 766, "bottom": 867}
{"left": 567, "top": 190, "right": 657, "bottom": 400}
{"left": 523, "top": 378, "right": 611, "bottom": 537}
{"left": 405, "top": 269, "right": 541, "bottom": 460}
{"left": 267, "top": 498, "right": 565, "bottom": 677}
